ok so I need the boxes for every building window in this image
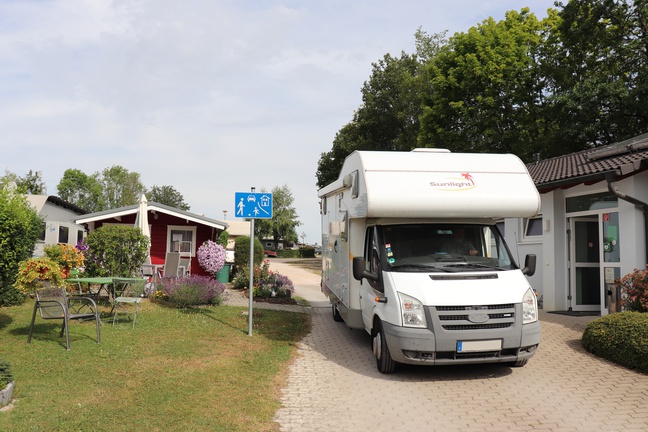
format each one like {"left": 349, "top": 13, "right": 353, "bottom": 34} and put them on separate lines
{"left": 58, "top": 226, "right": 69, "bottom": 243}
{"left": 524, "top": 217, "right": 543, "bottom": 237}
{"left": 169, "top": 226, "right": 196, "bottom": 256}
{"left": 39, "top": 222, "right": 46, "bottom": 242}
{"left": 566, "top": 192, "right": 618, "bottom": 213}
{"left": 77, "top": 230, "right": 84, "bottom": 245}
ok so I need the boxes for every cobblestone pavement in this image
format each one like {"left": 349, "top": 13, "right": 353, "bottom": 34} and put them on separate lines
{"left": 228, "top": 260, "right": 648, "bottom": 432}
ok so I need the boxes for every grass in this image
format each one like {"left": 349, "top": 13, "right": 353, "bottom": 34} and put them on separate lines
{"left": 0, "top": 297, "right": 310, "bottom": 431}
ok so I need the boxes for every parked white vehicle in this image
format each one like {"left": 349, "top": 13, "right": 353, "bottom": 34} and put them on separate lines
{"left": 318, "top": 149, "right": 541, "bottom": 373}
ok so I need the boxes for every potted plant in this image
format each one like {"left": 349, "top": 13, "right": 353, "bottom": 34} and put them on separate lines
{"left": 14, "top": 257, "right": 66, "bottom": 294}
{"left": 44, "top": 243, "right": 85, "bottom": 279}
{"left": 0, "top": 360, "right": 14, "bottom": 407}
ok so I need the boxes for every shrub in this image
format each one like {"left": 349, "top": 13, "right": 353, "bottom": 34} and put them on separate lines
{"left": 615, "top": 266, "right": 648, "bottom": 312}
{"left": 232, "top": 260, "right": 294, "bottom": 299}
{"left": 299, "top": 247, "right": 315, "bottom": 258}
{"left": 157, "top": 275, "right": 226, "bottom": 308}
{"left": 582, "top": 312, "right": 648, "bottom": 374}
{"left": 234, "top": 236, "right": 263, "bottom": 275}
{"left": 0, "top": 184, "right": 42, "bottom": 306}
{"left": 83, "top": 225, "right": 149, "bottom": 277}
{"left": 0, "top": 360, "right": 14, "bottom": 388}
{"left": 197, "top": 240, "right": 226, "bottom": 276}
{"left": 277, "top": 249, "right": 299, "bottom": 258}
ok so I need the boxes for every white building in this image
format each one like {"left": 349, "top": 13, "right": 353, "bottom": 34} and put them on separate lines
{"left": 26, "top": 195, "right": 87, "bottom": 257}
{"left": 505, "top": 133, "right": 648, "bottom": 316}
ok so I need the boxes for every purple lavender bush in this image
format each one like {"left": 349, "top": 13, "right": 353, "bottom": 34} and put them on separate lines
{"left": 157, "top": 275, "right": 226, "bottom": 307}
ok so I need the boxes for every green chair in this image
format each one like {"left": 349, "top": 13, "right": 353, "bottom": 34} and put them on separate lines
{"left": 112, "top": 278, "right": 147, "bottom": 328}
{"left": 28, "top": 287, "right": 101, "bottom": 350}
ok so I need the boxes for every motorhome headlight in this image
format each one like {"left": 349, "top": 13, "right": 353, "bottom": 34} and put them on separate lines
{"left": 398, "top": 293, "right": 427, "bottom": 328}
{"left": 522, "top": 288, "right": 538, "bottom": 324}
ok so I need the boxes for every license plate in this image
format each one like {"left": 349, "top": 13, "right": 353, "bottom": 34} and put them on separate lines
{"left": 457, "top": 339, "right": 502, "bottom": 353}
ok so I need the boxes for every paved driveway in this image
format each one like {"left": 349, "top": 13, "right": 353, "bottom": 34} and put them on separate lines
{"left": 259, "top": 260, "right": 648, "bottom": 432}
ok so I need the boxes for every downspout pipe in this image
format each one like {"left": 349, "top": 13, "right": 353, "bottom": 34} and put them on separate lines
{"left": 605, "top": 172, "right": 648, "bottom": 263}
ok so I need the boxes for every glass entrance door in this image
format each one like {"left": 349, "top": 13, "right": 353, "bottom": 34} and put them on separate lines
{"left": 569, "top": 218, "right": 601, "bottom": 311}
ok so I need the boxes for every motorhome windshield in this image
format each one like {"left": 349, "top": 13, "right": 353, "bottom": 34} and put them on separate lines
{"left": 381, "top": 224, "right": 516, "bottom": 273}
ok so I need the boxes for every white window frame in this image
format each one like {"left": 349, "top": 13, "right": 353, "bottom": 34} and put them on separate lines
{"left": 522, "top": 216, "right": 543, "bottom": 241}
{"left": 167, "top": 226, "right": 196, "bottom": 256}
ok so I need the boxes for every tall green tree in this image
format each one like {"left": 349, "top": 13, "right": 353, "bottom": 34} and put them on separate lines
{"left": 254, "top": 185, "right": 301, "bottom": 251}
{"left": 549, "top": 0, "right": 648, "bottom": 147}
{"left": 57, "top": 169, "right": 106, "bottom": 212}
{"left": 0, "top": 181, "right": 42, "bottom": 306}
{"left": 147, "top": 185, "right": 190, "bottom": 210}
{"left": 100, "top": 165, "right": 145, "bottom": 209}
{"left": 2, "top": 170, "right": 46, "bottom": 194}
{"left": 316, "top": 29, "right": 447, "bottom": 188}
{"left": 419, "top": 8, "right": 552, "bottom": 160}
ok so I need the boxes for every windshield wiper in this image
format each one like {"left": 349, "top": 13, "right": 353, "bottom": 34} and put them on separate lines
{"left": 390, "top": 263, "right": 451, "bottom": 272}
{"left": 443, "top": 263, "right": 504, "bottom": 271}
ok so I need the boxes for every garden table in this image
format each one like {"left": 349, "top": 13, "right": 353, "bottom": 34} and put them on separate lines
{"left": 65, "top": 277, "right": 146, "bottom": 316}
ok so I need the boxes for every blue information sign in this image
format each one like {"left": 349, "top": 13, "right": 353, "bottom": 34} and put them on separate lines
{"left": 234, "top": 192, "right": 273, "bottom": 219}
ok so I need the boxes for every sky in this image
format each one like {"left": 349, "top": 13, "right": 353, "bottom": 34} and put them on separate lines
{"left": 0, "top": 0, "right": 556, "bottom": 246}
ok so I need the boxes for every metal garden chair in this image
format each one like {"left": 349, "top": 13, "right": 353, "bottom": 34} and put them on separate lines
{"left": 28, "top": 287, "right": 101, "bottom": 350}
{"left": 112, "top": 278, "right": 147, "bottom": 328}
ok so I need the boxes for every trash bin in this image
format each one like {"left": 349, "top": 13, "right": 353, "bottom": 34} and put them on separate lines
{"left": 216, "top": 264, "right": 231, "bottom": 283}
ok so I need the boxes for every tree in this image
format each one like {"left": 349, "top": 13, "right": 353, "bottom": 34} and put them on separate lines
{"left": 254, "top": 185, "right": 301, "bottom": 251}
{"left": 0, "top": 181, "right": 42, "bottom": 306}
{"left": 100, "top": 165, "right": 145, "bottom": 209}
{"left": 316, "top": 30, "right": 446, "bottom": 188}
{"left": 547, "top": 0, "right": 648, "bottom": 147}
{"left": 419, "top": 8, "right": 553, "bottom": 161}
{"left": 58, "top": 165, "right": 145, "bottom": 211}
{"left": 57, "top": 169, "right": 106, "bottom": 212}
{"left": 2, "top": 170, "right": 46, "bottom": 194}
{"left": 147, "top": 185, "right": 190, "bottom": 210}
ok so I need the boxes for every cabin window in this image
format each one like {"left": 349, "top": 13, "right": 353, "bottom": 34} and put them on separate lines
{"left": 58, "top": 226, "right": 69, "bottom": 243}
{"left": 168, "top": 226, "right": 196, "bottom": 256}
{"left": 38, "top": 222, "right": 46, "bottom": 242}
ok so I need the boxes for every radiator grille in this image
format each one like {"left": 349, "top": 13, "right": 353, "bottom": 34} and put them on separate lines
{"left": 432, "top": 304, "right": 516, "bottom": 331}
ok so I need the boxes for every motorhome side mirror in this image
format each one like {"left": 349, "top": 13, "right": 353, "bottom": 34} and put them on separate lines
{"left": 352, "top": 256, "right": 378, "bottom": 282}
{"left": 522, "top": 254, "right": 536, "bottom": 277}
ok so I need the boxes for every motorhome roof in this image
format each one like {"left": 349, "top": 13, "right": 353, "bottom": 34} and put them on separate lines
{"left": 318, "top": 150, "right": 541, "bottom": 218}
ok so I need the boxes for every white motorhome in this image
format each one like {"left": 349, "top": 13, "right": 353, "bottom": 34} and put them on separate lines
{"left": 318, "top": 149, "right": 541, "bottom": 373}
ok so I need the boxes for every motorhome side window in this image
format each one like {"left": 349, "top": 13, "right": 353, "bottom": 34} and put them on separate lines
{"left": 339, "top": 211, "right": 348, "bottom": 241}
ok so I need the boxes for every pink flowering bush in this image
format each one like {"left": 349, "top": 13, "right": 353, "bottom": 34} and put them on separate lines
{"left": 197, "top": 240, "right": 226, "bottom": 276}
{"left": 616, "top": 266, "right": 648, "bottom": 312}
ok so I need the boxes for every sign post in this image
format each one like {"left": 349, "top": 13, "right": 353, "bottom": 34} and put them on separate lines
{"left": 234, "top": 189, "right": 273, "bottom": 335}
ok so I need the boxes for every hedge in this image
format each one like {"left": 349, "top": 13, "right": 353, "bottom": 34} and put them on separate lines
{"left": 582, "top": 312, "right": 648, "bottom": 374}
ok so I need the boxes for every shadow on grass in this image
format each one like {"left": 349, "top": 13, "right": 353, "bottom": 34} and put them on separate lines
{"left": 153, "top": 301, "right": 311, "bottom": 342}
{"left": 0, "top": 312, "right": 13, "bottom": 330}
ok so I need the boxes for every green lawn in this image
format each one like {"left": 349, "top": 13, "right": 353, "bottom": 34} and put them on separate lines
{"left": 0, "top": 298, "right": 310, "bottom": 431}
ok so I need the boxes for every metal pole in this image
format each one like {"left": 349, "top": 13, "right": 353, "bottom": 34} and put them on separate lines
{"left": 248, "top": 187, "right": 255, "bottom": 336}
